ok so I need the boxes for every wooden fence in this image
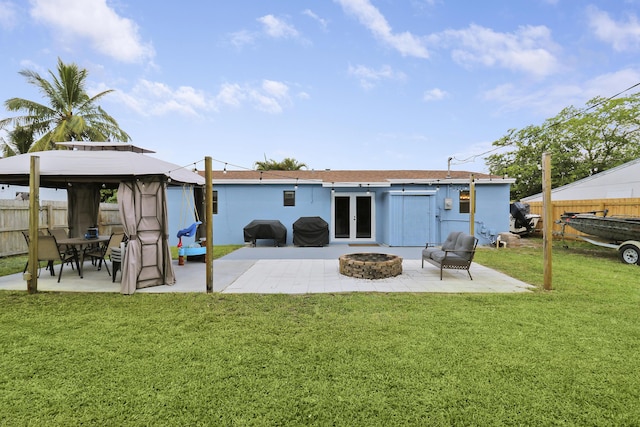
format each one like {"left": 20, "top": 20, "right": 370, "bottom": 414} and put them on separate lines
{"left": 0, "top": 200, "right": 120, "bottom": 257}
{"left": 527, "top": 197, "right": 640, "bottom": 236}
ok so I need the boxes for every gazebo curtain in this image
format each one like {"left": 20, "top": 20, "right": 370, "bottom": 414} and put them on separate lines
{"left": 118, "top": 179, "right": 175, "bottom": 295}
{"left": 67, "top": 183, "right": 100, "bottom": 238}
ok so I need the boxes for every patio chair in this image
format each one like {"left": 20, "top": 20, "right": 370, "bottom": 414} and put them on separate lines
{"left": 48, "top": 228, "right": 76, "bottom": 271}
{"left": 35, "top": 235, "right": 80, "bottom": 283}
{"left": 83, "top": 232, "right": 125, "bottom": 277}
{"left": 22, "top": 230, "right": 52, "bottom": 274}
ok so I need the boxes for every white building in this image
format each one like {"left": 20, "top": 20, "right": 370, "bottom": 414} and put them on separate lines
{"left": 522, "top": 158, "right": 640, "bottom": 202}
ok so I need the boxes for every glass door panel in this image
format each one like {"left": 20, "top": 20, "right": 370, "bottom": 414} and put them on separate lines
{"left": 355, "top": 196, "right": 372, "bottom": 238}
{"left": 334, "top": 196, "right": 350, "bottom": 238}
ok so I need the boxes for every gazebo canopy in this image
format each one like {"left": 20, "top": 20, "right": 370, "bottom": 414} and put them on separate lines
{"left": 0, "top": 144, "right": 204, "bottom": 188}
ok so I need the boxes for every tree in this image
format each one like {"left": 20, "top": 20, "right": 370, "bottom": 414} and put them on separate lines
{"left": 1, "top": 125, "right": 35, "bottom": 157}
{"left": 486, "top": 93, "right": 640, "bottom": 200}
{"left": 0, "top": 58, "right": 130, "bottom": 152}
{"left": 254, "top": 156, "right": 307, "bottom": 171}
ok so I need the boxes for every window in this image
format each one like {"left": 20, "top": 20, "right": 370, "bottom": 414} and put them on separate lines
{"left": 213, "top": 190, "right": 218, "bottom": 214}
{"left": 459, "top": 190, "right": 470, "bottom": 213}
{"left": 283, "top": 190, "right": 295, "bottom": 207}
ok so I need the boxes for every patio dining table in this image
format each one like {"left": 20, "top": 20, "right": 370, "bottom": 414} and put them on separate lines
{"left": 57, "top": 235, "right": 111, "bottom": 278}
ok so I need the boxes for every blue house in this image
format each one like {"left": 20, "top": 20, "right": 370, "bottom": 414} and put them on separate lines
{"left": 168, "top": 169, "right": 515, "bottom": 247}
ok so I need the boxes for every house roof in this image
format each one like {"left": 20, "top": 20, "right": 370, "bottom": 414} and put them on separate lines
{"left": 522, "top": 157, "right": 640, "bottom": 202}
{"left": 206, "top": 169, "right": 512, "bottom": 186}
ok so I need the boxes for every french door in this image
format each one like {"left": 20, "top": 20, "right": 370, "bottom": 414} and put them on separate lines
{"left": 332, "top": 193, "right": 374, "bottom": 241}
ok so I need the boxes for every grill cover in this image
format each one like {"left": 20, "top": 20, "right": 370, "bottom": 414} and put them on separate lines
{"left": 293, "top": 216, "right": 329, "bottom": 246}
{"left": 243, "top": 220, "right": 287, "bottom": 246}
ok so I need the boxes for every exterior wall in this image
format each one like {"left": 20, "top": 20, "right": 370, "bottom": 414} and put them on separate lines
{"left": 474, "top": 184, "right": 513, "bottom": 244}
{"left": 168, "top": 184, "right": 332, "bottom": 247}
{"left": 167, "top": 181, "right": 512, "bottom": 247}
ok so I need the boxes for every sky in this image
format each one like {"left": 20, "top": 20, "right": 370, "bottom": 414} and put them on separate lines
{"left": 1, "top": 0, "right": 640, "bottom": 174}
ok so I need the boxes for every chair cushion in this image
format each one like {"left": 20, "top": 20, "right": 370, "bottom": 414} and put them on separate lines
{"left": 422, "top": 247, "right": 440, "bottom": 258}
{"left": 431, "top": 251, "right": 467, "bottom": 266}
{"left": 441, "top": 231, "right": 463, "bottom": 251}
{"left": 429, "top": 250, "right": 446, "bottom": 262}
{"left": 453, "top": 234, "right": 476, "bottom": 261}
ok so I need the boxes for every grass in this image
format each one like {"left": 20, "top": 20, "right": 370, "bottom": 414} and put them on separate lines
{"left": 1, "top": 239, "right": 639, "bottom": 425}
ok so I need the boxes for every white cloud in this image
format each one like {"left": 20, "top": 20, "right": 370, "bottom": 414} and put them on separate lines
{"left": 423, "top": 88, "right": 448, "bottom": 102}
{"left": 303, "top": 9, "right": 328, "bottom": 30}
{"left": 257, "top": 14, "right": 300, "bottom": 39}
{"left": 262, "top": 80, "right": 290, "bottom": 99}
{"left": 29, "top": 0, "right": 154, "bottom": 63}
{"left": 348, "top": 64, "right": 406, "bottom": 89}
{"left": 0, "top": 1, "right": 17, "bottom": 30}
{"left": 228, "top": 30, "right": 256, "bottom": 49}
{"left": 587, "top": 6, "right": 640, "bottom": 52}
{"left": 108, "top": 76, "right": 298, "bottom": 117}
{"left": 215, "top": 80, "right": 295, "bottom": 114}
{"left": 108, "top": 80, "right": 211, "bottom": 117}
{"left": 216, "top": 83, "right": 246, "bottom": 108}
{"left": 436, "top": 24, "right": 560, "bottom": 77}
{"left": 335, "top": 0, "right": 429, "bottom": 58}
{"left": 482, "top": 68, "right": 640, "bottom": 117}
{"left": 228, "top": 14, "right": 307, "bottom": 49}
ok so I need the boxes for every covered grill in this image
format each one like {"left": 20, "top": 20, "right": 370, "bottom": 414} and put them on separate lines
{"left": 293, "top": 216, "right": 329, "bottom": 247}
{"left": 243, "top": 220, "right": 287, "bottom": 246}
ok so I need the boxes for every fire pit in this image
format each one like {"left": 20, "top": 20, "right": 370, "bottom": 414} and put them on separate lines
{"left": 339, "top": 253, "right": 403, "bottom": 279}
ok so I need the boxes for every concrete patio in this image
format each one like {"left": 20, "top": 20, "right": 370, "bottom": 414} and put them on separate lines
{"left": 0, "top": 245, "right": 534, "bottom": 294}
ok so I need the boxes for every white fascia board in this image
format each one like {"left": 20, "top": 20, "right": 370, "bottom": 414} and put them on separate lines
{"left": 321, "top": 182, "right": 391, "bottom": 188}
{"left": 474, "top": 178, "right": 516, "bottom": 184}
{"left": 212, "top": 179, "right": 323, "bottom": 185}
{"left": 387, "top": 178, "right": 515, "bottom": 185}
{"left": 387, "top": 190, "right": 437, "bottom": 195}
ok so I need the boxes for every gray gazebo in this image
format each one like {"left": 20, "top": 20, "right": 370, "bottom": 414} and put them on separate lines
{"left": 0, "top": 143, "right": 205, "bottom": 294}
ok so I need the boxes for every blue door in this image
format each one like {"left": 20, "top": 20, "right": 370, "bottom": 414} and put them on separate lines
{"left": 401, "top": 195, "right": 430, "bottom": 246}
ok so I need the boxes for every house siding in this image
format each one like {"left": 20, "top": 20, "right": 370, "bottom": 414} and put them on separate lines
{"left": 167, "top": 181, "right": 512, "bottom": 247}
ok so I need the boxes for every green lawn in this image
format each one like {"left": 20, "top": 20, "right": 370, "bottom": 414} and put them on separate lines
{"left": 1, "top": 239, "right": 639, "bottom": 425}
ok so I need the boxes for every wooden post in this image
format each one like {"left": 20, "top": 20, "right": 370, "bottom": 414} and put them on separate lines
{"left": 469, "top": 174, "right": 475, "bottom": 236}
{"left": 205, "top": 156, "right": 214, "bottom": 293}
{"left": 27, "top": 156, "right": 40, "bottom": 294}
{"left": 542, "top": 153, "right": 553, "bottom": 290}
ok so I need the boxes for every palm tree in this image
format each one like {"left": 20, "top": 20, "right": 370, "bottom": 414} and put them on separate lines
{"left": 1, "top": 125, "right": 35, "bottom": 157}
{"left": 255, "top": 156, "right": 307, "bottom": 171}
{"left": 0, "top": 58, "right": 130, "bottom": 152}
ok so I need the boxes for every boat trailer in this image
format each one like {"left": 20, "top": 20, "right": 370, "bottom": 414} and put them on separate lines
{"left": 557, "top": 212, "right": 640, "bottom": 265}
